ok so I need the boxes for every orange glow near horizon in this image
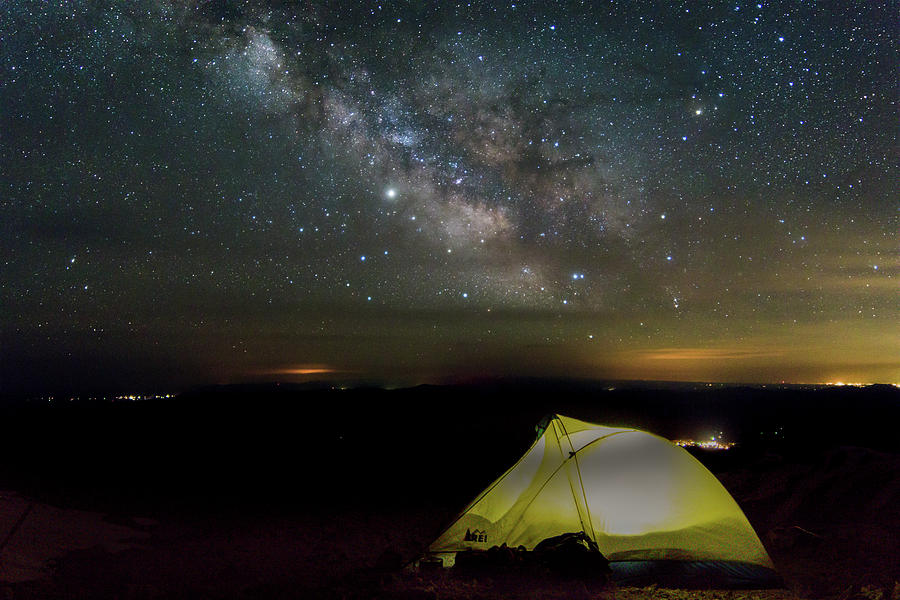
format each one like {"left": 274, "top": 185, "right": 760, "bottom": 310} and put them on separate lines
{"left": 637, "top": 348, "right": 784, "bottom": 361}
{"left": 265, "top": 365, "right": 339, "bottom": 376}
{"left": 582, "top": 342, "right": 900, "bottom": 385}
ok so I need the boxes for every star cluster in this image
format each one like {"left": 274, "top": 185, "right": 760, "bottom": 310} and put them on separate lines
{"left": 1, "top": 1, "right": 896, "bottom": 391}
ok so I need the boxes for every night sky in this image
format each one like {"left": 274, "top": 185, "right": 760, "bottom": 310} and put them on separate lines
{"left": 1, "top": 1, "right": 897, "bottom": 393}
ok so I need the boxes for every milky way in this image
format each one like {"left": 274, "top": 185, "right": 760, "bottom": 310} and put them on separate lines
{"left": 1, "top": 1, "right": 896, "bottom": 391}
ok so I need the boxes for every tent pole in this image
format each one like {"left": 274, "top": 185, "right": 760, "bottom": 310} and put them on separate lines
{"left": 556, "top": 417, "right": 597, "bottom": 544}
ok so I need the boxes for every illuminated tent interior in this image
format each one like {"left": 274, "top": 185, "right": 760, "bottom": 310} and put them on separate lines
{"left": 426, "top": 414, "right": 780, "bottom": 587}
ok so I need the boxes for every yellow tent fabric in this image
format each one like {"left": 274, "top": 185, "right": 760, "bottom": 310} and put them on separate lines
{"left": 428, "top": 414, "right": 773, "bottom": 570}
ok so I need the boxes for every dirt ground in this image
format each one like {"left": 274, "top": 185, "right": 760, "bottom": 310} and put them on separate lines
{"left": 2, "top": 386, "right": 899, "bottom": 600}
{"left": 2, "top": 445, "right": 899, "bottom": 600}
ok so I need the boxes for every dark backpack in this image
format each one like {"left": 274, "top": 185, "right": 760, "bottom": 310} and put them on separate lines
{"left": 532, "top": 532, "right": 610, "bottom": 577}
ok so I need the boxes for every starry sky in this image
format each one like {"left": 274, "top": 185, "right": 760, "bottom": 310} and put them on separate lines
{"left": 1, "top": 1, "right": 897, "bottom": 394}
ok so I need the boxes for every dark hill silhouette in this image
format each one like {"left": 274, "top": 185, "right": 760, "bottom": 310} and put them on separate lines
{"left": 0, "top": 380, "right": 897, "bottom": 515}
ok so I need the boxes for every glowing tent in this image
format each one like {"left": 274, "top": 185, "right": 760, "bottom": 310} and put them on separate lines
{"left": 426, "top": 414, "right": 779, "bottom": 587}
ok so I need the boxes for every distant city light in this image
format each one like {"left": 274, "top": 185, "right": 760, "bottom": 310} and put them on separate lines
{"left": 674, "top": 439, "right": 735, "bottom": 451}
{"left": 673, "top": 431, "right": 734, "bottom": 451}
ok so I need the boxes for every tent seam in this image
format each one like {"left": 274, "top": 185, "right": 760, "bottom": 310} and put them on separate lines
{"left": 428, "top": 431, "right": 546, "bottom": 548}
{"left": 501, "top": 442, "right": 577, "bottom": 545}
